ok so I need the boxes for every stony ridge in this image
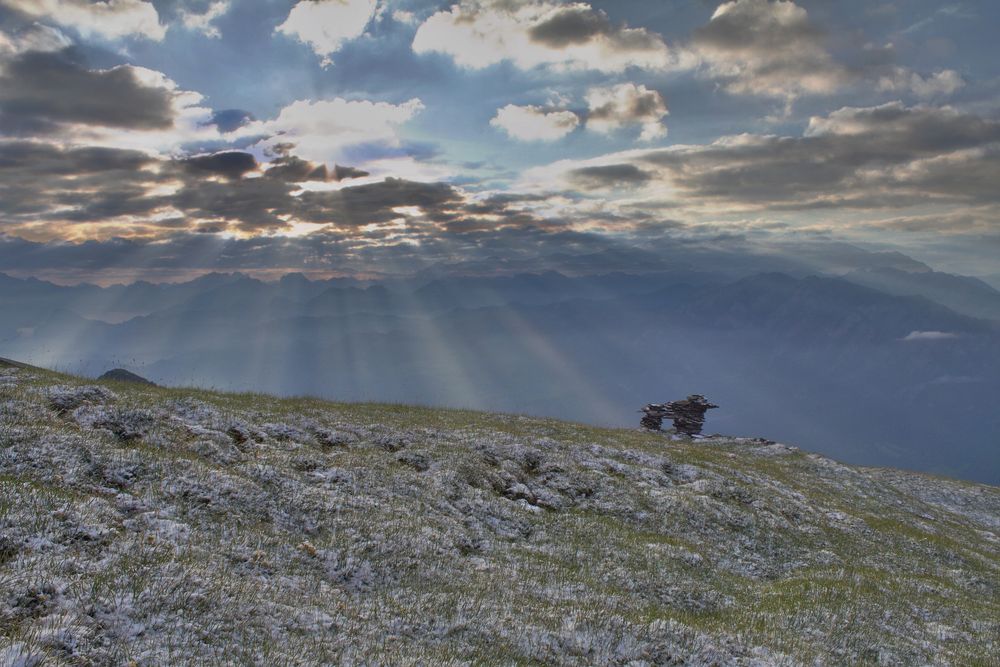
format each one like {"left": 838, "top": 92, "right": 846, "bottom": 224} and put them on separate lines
{"left": 0, "top": 364, "right": 997, "bottom": 665}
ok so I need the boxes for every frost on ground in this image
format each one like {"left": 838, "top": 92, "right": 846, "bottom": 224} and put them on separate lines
{"left": 0, "top": 363, "right": 997, "bottom": 665}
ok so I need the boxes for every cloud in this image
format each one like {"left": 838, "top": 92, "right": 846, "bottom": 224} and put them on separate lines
{"left": 261, "top": 152, "right": 369, "bottom": 182}
{"left": 690, "top": 0, "right": 845, "bottom": 100}
{"left": 0, "top": 137, "right": 462, "bottom": 235}
{"left": 901, "top": 330, "right": 959, "bottom": 341}
{"left": 585, "top": 83, "right": 667, "bottom": 142}
{"left": 877, "top": 68, "right": 964, "bottom": 99}
{"left": 276, "top": 0, "right": 378, "bottom": 65}
{"left": 178, "top": 0, "right": 231, "bottom": 38}
{"left": 2, "top": 0, "right": 165, "bottom": 41}
{"left": 392, "top": 10, "right": 417, "bottom": 25}
{"left": 0, "top": 49, "right": 177, "bottom": 134}
{"left": 293, "top": 178, "right": 462, "bottom": 227}
{"left": 247, "top": 97, "right": 425, "bottom": 168}
{"left": 640, "top": 108, "right": 1000, "bottom": 210}
{"left": 0, "top": 43, "right": 222, "bottom": 154}
{"left": 685, "top": 0, "right": 964, "bottom": 103}
{"left": 0, "top": 141, "right": 167, "bottom": 233}
{"left": 524, "top": 102, "right": 1000, "bottom": 217}
{"left": 182, "top": 151, "right": 259, "bottom": 180}
{"left": 412, "top": 1, "right": 674, "bottom": 72}
{"left": 0, "top": 22, "right": 72, "bottom": 55}
{"left": 569, "top": 164, "right": 652, "bottom": 189}
{"left": 490, "top": 104, "right": 579, "bottom": 142}
{"left": 657, "top": 103, "right": 1000, "bottom": 208}
{"left": 332, "top": 164, "right": 371, "bottom": 181}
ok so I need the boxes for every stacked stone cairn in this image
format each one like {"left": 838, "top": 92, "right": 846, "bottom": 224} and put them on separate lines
{"left": 641, "top": 395, "right": 718, "bottom": 436}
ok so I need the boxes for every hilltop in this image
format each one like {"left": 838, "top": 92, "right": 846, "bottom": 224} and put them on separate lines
{"left": 0, "top": 362, "right": 997, "bottom": 665}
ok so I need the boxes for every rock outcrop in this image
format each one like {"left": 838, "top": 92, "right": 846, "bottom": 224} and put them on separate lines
{"left": 641, "top": 395, "right": 718, "bottom": 436}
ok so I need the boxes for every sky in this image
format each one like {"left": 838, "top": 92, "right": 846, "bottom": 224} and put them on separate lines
{"left": 0, "top": 0, "right": 997, "bottom": 283}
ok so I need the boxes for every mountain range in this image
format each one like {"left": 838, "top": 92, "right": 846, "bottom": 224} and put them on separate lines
{"left": 2, "top": 260, "right": 999, "bottom": 483}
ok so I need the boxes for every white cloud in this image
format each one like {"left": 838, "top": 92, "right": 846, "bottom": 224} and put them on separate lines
{"left": 276, "top": 0, "right": 378, "bottom": 65}
{"left": 247, "top": 97, "right": 425, "bottom": 165}
{"left": 179, "top": 0, "right": 231, "bottom": 39}
{"left": 901, "top": 331, "right": 959, "bottom": 341}
{"left": 412, "top": 1, "right": 674, "bottom": 72}
{"left": 3, "top": 0, "right": 165, "bottom": 41}
{"left": 490, "top": 104, "right": 579, "bottom": 142}
{"left": 585, "top": 83, "right": 668, "bottom": 142}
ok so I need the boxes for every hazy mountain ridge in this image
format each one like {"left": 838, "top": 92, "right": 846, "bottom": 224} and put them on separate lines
{"left": 0, "top": 362, "right": 996, "bottom": 665}
{"left": 842, "top": 267, "right": 1000, "bottom": 321}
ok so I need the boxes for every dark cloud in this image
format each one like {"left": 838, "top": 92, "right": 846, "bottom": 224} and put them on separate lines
{"left": 526, "top": 5, "right": 665, "bottom": 53}
{"left": 263, "top": 155, "right": 330, "bottom": 182}
{"left": 589, "top": 91, "right": 662, "bottom": 122}
{"left": 528, "top": 7, "right": 610, "bottom": 47}
{"left": 0, "top": 49, "right": 176, "bottom": 134}
{"left": 463, "top": 192, "right": 551, "bottom": 216}
{"left": 685, "top": 0, "right": 962, "bottom": 100}
{"left": 168, "top": 176, "right": 297, "bottom": 231}
{"left": 636, "top": 103, "right": 1000, "bottom": 207}
{"left": 0, "top": 141, "right": 162, "bottom": 220}
{"left": 182, "top": 151, "right": 259, "bottom": 180}
{"left": 333, "top": 164, "right": 370, "bottom": 181}
{"left": 686, "top": 0, "right": 844, "bottom": 98}
{"left": 261, "top": 156, "right": 369, "bottom": 183}
{"left": 0, "top": 139, "right": 446, "bottom": 233}
{"left": 570, "top": 164, "right": 653, "bottom": 189}
{"left": 0, "top": 141, "right": 155, "bottom": 175}
{"left": 295, "top": 179, "right": 462, "bottom": 226}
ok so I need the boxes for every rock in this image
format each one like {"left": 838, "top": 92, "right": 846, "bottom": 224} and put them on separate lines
{"left": 97, "top": 369, "right": 156, "bottom": 386}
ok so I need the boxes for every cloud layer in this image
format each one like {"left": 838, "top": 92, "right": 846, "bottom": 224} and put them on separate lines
{"left": 0, "top": 0, "right": 995, "bottom": 280}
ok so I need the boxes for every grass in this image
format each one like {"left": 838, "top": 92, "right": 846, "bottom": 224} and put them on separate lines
{"left": 0, "top": 363, "right": 997, "bottom": 665}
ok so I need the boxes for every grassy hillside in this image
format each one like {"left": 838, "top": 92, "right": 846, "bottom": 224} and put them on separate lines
{"left": 1, "top": 360, "right": 997, "bottom": 665}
